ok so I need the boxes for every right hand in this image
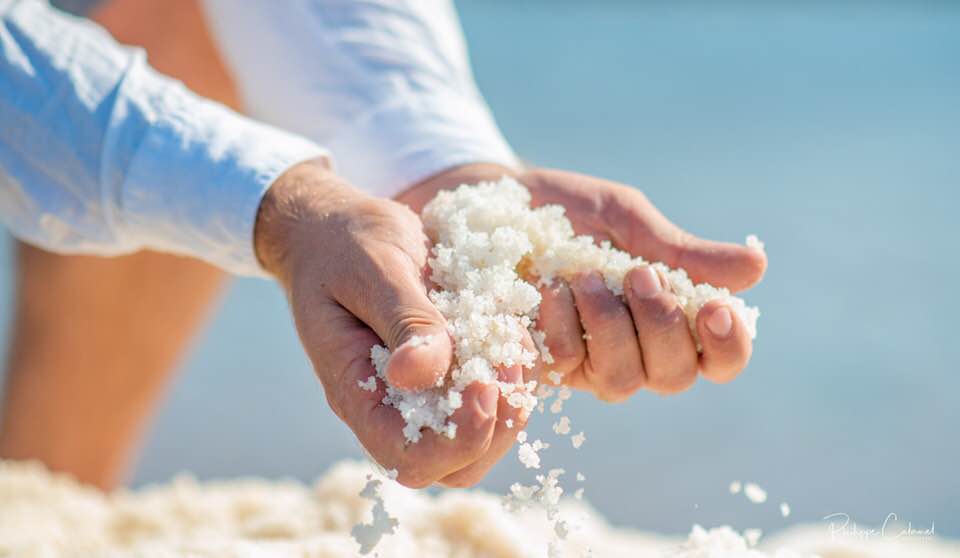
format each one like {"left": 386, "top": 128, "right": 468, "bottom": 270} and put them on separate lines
{"left": 253, "top": 160, "right": 531, "bottom": 488}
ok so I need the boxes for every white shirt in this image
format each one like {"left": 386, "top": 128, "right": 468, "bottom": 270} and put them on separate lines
{"left": 0, "top": 0, "right": 517, "bottom": 275}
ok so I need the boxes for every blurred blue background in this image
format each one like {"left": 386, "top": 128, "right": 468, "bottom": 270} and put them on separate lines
{"left": 2, "top": 0, "right": 958, "bottom": 539}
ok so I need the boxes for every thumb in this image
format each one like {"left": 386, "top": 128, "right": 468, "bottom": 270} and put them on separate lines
{"left": 335, "top": 249, "right": 452, "bottom": 391}
{"left": 610, "top": 191, "right": 768, "bottom": 292}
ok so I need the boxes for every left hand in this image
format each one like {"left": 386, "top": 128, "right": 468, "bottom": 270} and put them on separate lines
{"left": 397, "top": 164, "right": 767, "bottom": 405}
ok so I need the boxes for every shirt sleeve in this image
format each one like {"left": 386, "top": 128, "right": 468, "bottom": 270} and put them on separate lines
{"left": 200, "top": 0, "right": 519, "bottom": 199}
{"left": 0, "top": 0, "right": 326, "bottom": 276}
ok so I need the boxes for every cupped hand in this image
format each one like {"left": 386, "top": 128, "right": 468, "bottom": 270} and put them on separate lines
{"left": 398, "top": 164, "right": 767, "bottom": 403}
{"left": 254, "top": 160, "right": 531, "bottom": 488}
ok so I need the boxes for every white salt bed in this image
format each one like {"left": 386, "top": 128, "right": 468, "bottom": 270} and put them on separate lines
{"left": 370, "top": 178, "right": 760, "bottom": 445}
{"left": 3, "top": 459, "right": 957, "bottom": 558}
{"left": 744, "top": 483, "right": 768, "bottom": 504}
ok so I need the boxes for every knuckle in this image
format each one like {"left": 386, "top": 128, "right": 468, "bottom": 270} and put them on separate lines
{"left": 440, "top": 470, "right": 483, "bottom": 488}
{"left": 648, "top": 362, "right": 698, "bottom": 395}
{"left": 547, "top": 337, "right": 586, "bottom": 371}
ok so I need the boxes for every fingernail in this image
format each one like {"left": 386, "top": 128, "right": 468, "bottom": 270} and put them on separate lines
{"left": 706, "top": 306, "right": 733, "bottom": 338}
{"left": 578, "top": 272, "right": 606, "bottom": 293}
{"left": 630, "top": 266, "right": 662, "bottom": 299}
{"left": 497, "top": 365, "right": 522, "bottom": 384}
{"left": 476, "top": 384, "right": 499, "bottom": 420}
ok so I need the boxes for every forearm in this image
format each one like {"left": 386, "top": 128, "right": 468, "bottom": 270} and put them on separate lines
{"left": 0, "top": 0, "right": 324, "bottom": 275}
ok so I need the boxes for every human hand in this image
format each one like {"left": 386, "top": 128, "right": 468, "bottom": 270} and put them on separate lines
{"left": 253, "top": 160, "right": 530, "bottom": 488}
{"left": 398, "top": 164, "right": 767, "bottom": 402}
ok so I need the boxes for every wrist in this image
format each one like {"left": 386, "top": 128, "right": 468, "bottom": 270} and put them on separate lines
{"left": 253, "top": 159, "right": 364, "bottom": 282}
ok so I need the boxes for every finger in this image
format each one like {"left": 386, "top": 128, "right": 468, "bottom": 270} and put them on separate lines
{"left": 358, "top": 380, "right": 498, "bottom": 489}
{"left": 334, "top": 247, "right": 453, "bottom": 391}
{"left": 623, "top": 266, "right": 699, "bottom": 395}
{"left": 302, "top": 300, "right": 495, "bottom": 488}
{"left": 598, "top": 178, "right": 768, "bottom": 292}
{"left": 570, "top": 271, "right": 646, "bottom": 402}
{"left": 535, "top": 280, "right": 586, "bottom": 376}
{"left": 696, "top": 300, "right": 753, "bottom": 383}
{"left": 439, "top": 363, "right": 531, "bottom": 488}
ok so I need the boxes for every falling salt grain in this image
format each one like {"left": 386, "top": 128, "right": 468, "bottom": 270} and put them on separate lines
{"left": 516, "top": 431, "right": 528, "bottom": 443}
{"left": 350, "top": 475, "right": 398, "bottom": 555}
{"left": 505, "top": 419, "right": 514, "bottom": 428}
{"left": 553, "top": 416, "right": 571, "bottom": 435}
{"left": 744, "top": 483, "right": 767, "bottom": 504}
{"left": 576, "top": 472, "right": 585, "bottom": 482}
{"left": 729, "top": 481, "right": 742, "bottom": 495}
{"left": 574, "top": 488, "right": 584, "bottom": 500}
{"left": 780, "top": 502, "right": 791, "bottom": 517}
{"left": 547, "top": 371, "right": 564, "bottom": 385}
{"left": 571, "top": 432, "right": 586, "bottom": 449}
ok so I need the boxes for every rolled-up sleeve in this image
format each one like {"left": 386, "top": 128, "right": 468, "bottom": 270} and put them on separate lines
{"left": 0, "top": 0, "right": 326, "bottom": 276}
{"left": 201, "top": 0, "right": 518, "bottom": 199}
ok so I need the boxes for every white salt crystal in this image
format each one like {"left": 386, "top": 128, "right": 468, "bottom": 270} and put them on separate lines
{"left": 407, "top": 334, "right": 432, "bottom": 347}
{"left": 744, "top": 528, "right": 763, "bottom": 547}
{"left": 547, "top": 371, "right": 564, "bottom": 385}
{"left": 729, "top": 481, "right": 742, "bottom": 494}
{"left": 571, "top": 432, "right": 586, "bottom": 449}
{"left": 351, "top": 476, "right": 398, "bottom": 554}
{"left": 574, "top": 488, "right": 584, "bottom": 500}
{"left": 780, "top": 502, "right": 791, "bottom": 517}
{"left": 549, "top": 399, "right": 564, "bottom": 414}
{"left": 744, "top": 483, "right": 767, "bottom": 504}
{"left": 576, "top": 473, "right": 585, "bottom": 482}
{"left": 518, "top": 443, "right": 541, "bottom": 469}
{"left": 553, "top": 416, "right": 571, "bottom": 435}
{"left": 516, "top": 431, "right": 528, "bottom": 443}
{"left": 505, "top": 418, "right": 514, "bottom": 428}
{"left": 745, "top": 234, "right": 765, "bottom": 252}
{"left": 357, "top": 376, "right": 378, "bottom": 392}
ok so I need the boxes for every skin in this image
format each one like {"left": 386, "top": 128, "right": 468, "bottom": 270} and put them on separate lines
{"left": 255, "top": 162, "right": 766, "bottom": 488}
{"left": 0, "top": 0, "right": 237, "bottom": 490}
{"left": 0, "top": 2, "right": 766, "bottom": 491}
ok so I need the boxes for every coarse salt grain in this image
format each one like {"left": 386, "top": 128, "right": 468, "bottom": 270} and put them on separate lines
{"left": 553, "top": 416, "right": 571, "bottom": 435}
{"left": 780, "top": 502, "right": 791, "bottom": 518}
{"left": 571, "top": 432, "right": 586, "bottom": 449}
{"left": 357, "top": 375, "right": 377, "bottom": 392}
{"left": 729, "top": 481, "right": 742, "bottom": 494}
{"left": 744, "top": 483, "right": 768, "bottom": 504}
{"left": 746, "top": 234, "right": 765, "bottom": 252}
{"left": 350, "top": 475, "right": 399, "bottom": 554}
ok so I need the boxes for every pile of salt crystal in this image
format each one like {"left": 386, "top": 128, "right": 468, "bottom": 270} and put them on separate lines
{"left": 367, "top": 177, "right": 762, "bottom": 445}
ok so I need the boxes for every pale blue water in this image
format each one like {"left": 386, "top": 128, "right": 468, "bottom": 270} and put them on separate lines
{"left": 2, "top": 0, "right": 958, "bottom": 539}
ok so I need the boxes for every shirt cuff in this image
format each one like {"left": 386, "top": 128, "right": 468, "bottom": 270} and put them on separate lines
{"left": 112, "top": 63, "right": 327, "bottom": 277}
{"left": 326, "top": 90, "right": 519, "bottom": 199}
